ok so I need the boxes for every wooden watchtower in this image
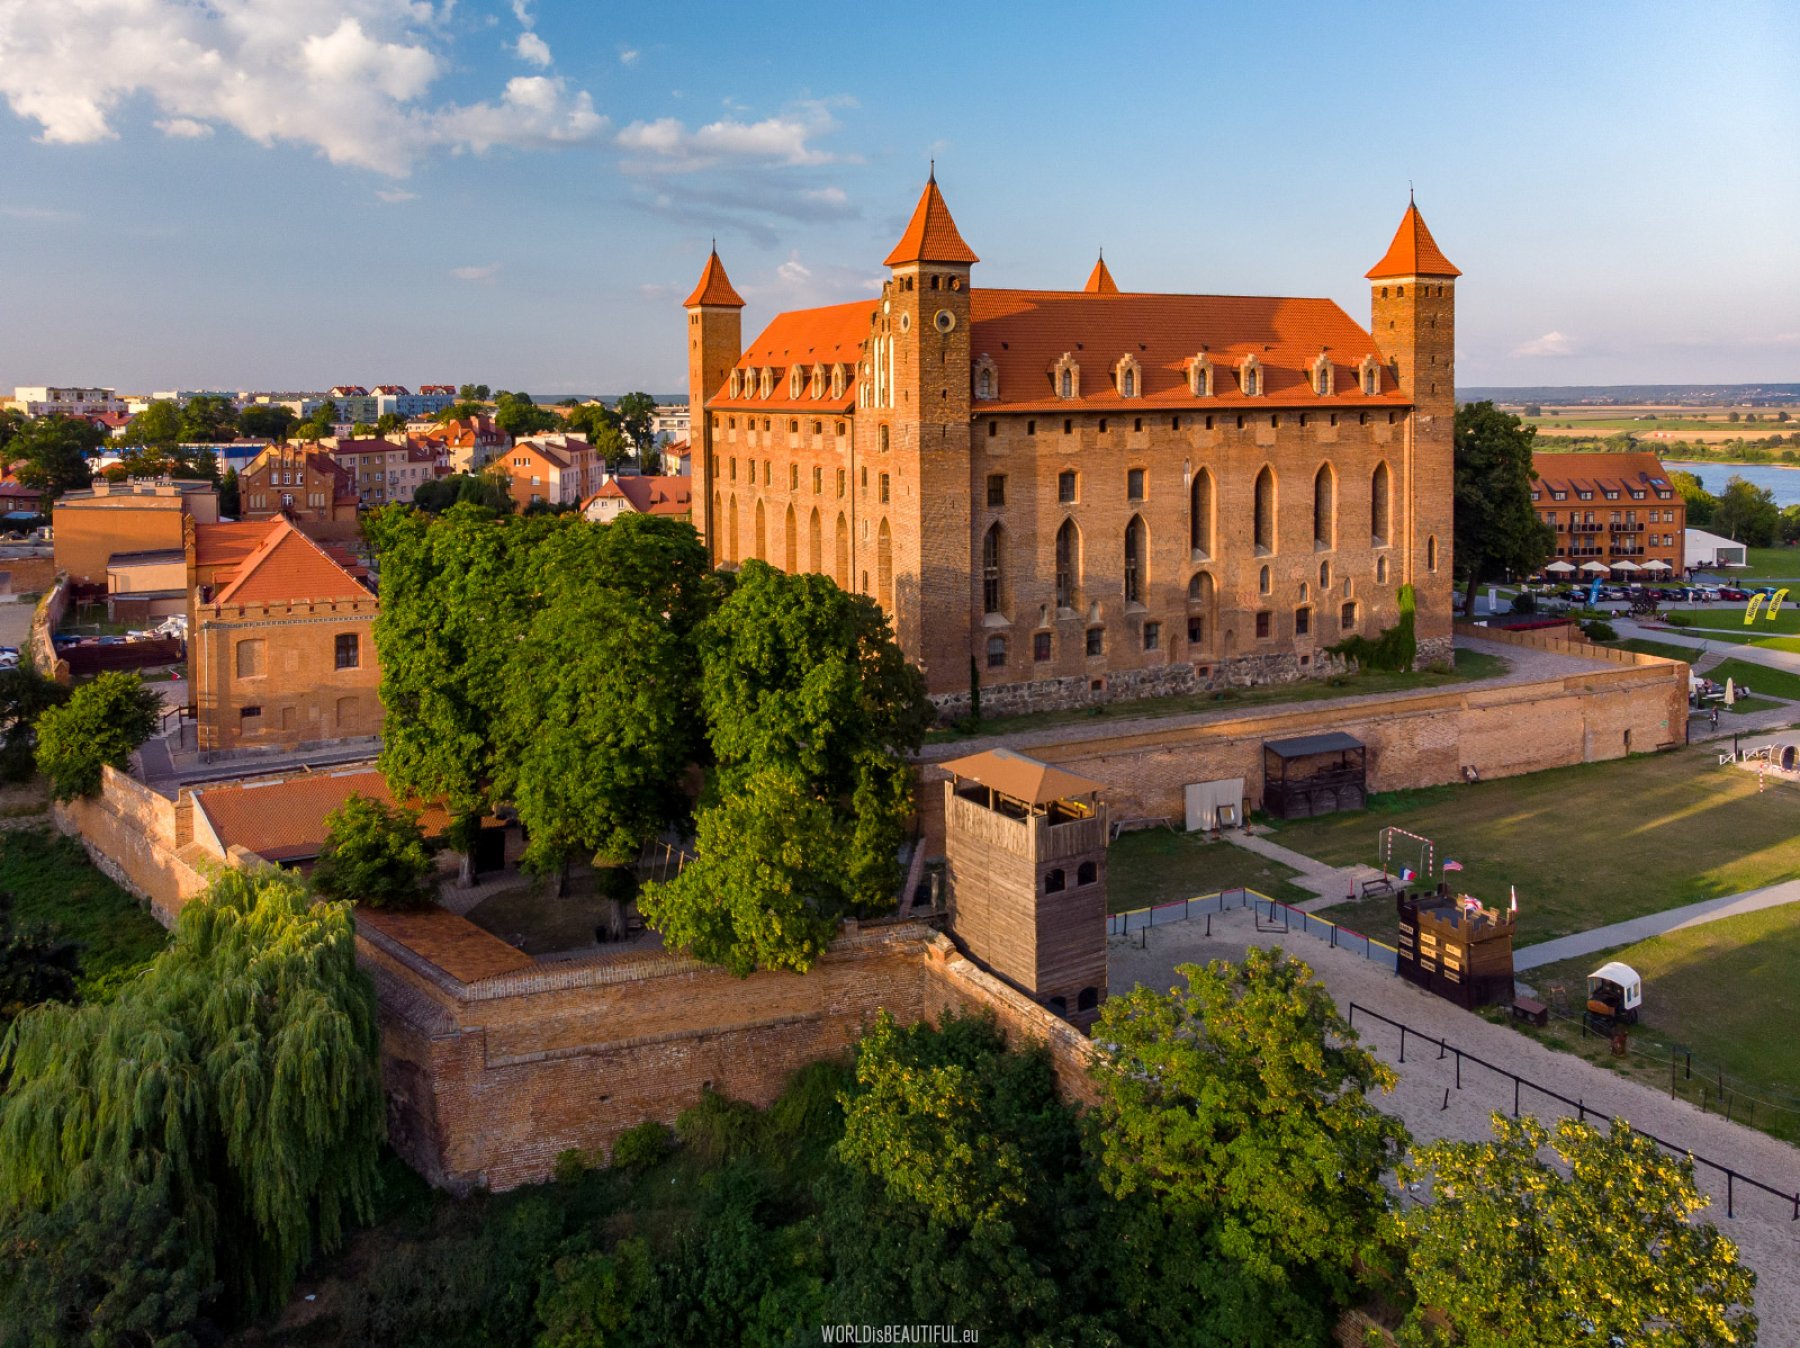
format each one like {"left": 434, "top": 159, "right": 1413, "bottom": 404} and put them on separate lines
{"left": 939, "top": 749, "right": 1109, "bottom": 1031}
{"left": 1396, "top": 890, "right": 1516, "bottom": 1009}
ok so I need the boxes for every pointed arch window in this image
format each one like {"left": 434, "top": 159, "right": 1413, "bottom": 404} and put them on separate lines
{"left": 1239, "top": 355, "right": 1262, "bottom": 398}
{"left": 1360, "top": 355, "right": 1382, "bottom": 396}
{"left": 789, "top": 368, "right": 804, "bottom": 399}
{"left": 729, "top": 369, "right": 743, "bottom": 398}
{"left": 830, "top": 364, "right": 847, "bottom": 398}
{"left": 1123, "top": 515, "right": 1146, "bottom": 604}
{"left": 834, "top": 513, "right": 850, "bottom": 588}
{"left": 727, "top": 494, "right": 739, "bottom": 563}
{"left": 1189, "top": 354, "right": 1213, "bottom": 397}
{"left": 1371, "top": 461, "right": 1392, "bottom": 546}
{"left": 1253, "top": 466, "right": 1276, "bottom": 555}
{"left": 1055, "top": 519, "right": 1081, "bottom": 610}
{"left": 784, "top": 504, "right": 798, "bottom": 571}
{"left": 974, "top": 354, "right": 998, "bottom": 402}
{"left": 1313, "top": 463, "right": 1335, "bottom": 549}
{"left": 878, "top": 519, "right": 894, "bottom": 609}
{"left": 1190, "top": 466, "right": 1214, "bottom": 559}
{"left": 982, "top": 523, "right": 1005, "bottom": 614}
{"left": 1312, "top": 353, "right": 1333, "bottom": 396}
{"left": 754, "top": 499, "right": 767, "bottom": 559}
{"left": 1115, "top": 354, "right": 1141, "bottom": 399}
{"left": 1053, "top": 353, "right": 1080, "bottom": 400}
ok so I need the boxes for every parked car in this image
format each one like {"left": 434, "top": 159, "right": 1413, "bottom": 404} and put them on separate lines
{"left": 1719, "top": 588, "right": 1749, "bottom": 602}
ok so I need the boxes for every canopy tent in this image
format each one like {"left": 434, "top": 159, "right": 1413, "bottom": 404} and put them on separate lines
{"left": 1611, "top": 560, "right": 1642, "bottom": 572}
{"left": 1642, "top": 558, "right": 1671, "bottom": 571}
{"left": 1580, "top": 561, "right": 1610, "bottom": 574}
{"left": 1544, "top": 560, "right": 1576, "bottom": 574}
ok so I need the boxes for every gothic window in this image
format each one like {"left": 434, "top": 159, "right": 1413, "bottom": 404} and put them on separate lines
{"left": 1189, "top": 354, "right": 1213, "bottom": 397}
{"left": 1055, "top": 519, "right": 1080, "bottom": 610}
{"left": 1053, "top": 353, "right": 1080, "bottom": 399}
{"left": 1360, "top": 355, "right": 1381, "bottom": 396}
{"left": 1239, "top": 356, "right": 1262, "bottom": 397}
{"left": 1313, "top": 463, "right": 1335, "bottom": 549}
{"left": 785, "top": 504, "right": 798, "bottom": 571}
{"left": 1123, "top": 515, "right": 1146, "bottom": 605}
{"left": 878, "top": 519, "right": 893, "bottom": 609}
{"left": 754, "top": 500, "right": 767, "bottom": 559}
{"left": 982, "top": 523, "right": 1005, "bottom": 614}
{"left": 1253, "top": 466, "right": 1276, "bottom": 555}
{"left": 974, "top": 354, "right": 998, "bottom": 401}
{"left": 1115, "top": 354, "right": 1141, "bottom": 398}
{"left": 1371, "top": 461, "right": 1392, "bottom": 545}
{"left": 1190, "top": 467, "right": 1214, "bottom": 558}
{"left": 831, "top": 364, "right": 847, "bottom": 398}
{"left": 729, "top": 370, "right": 742, "bottom": 398}
{"left": 809, "top": 507, "right": 822, "bottom": 571}
{"left": 1312, "top": 353, "right": 1333, "bottom": 396}
{"left": 1376, "top": 555, "right": 1389, "bottom": 584}
{"left": 789, "top": 368, "right": 804, "bottom": 398}
{"left": 834, "top": 513, "right": 850, "bottom": 588}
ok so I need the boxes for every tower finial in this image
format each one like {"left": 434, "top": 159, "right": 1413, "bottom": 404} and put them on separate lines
{"left": 928, "top": 158, "right": 935, "bottom": 184}
{"left": 710, "top": 236, "right": 717, "bottom": 255}
{"left": 1409, "top": 181, "right": 1415, "bottom": 205}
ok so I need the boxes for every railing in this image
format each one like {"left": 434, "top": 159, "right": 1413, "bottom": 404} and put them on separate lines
{"left": 1346, "top": 1002, "right": 1800, "bottom": 1222}
{"left": 1106, "top": 888, "right": 1398, "bottom": 971}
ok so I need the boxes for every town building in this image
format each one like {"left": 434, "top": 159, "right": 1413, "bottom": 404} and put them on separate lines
{"left": 1528, "top": 452, "right": 1685, "bottom": 581}
{"left": 374, "top": 385, "right": 458, "bottom": 420}
{"left": 238, "top": 445, "right": 359, "bottom": 526}
{"left": 52, "top": 478, "right": 219, "bottom": 587}
{"left": 327, "top": 386, "right": 379, "bottom": 424}
{"left": 440, "top": 414, "right": 510, "bottom": 473}
{"left": 500, "top": 433, "right": 598, "bottom": 509}
{"left": 186, "top": 517, "right": 381, "bottom": 755}
{"left": 9, "top": 386, "right": 127, "bottom": 417}
{"left": 321, "top": 436, "right": 446, "bottom": 507}
{"left": 581, "top": 474, "right": 694, "bottom": 524}
{"left": 650, "top": 403, "right": 691, "bottom": 444}
{"left": 685, "top": 177, "right": 1458, "bottom": 709}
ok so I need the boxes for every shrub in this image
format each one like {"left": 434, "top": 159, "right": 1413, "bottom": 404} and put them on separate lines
{"left": 33, "top": 671, "right": 160, "bottom": 800}
{"left": 312, "top": 794, "right": 438, "bottom": 910}
{"left": 609, "top": 1120, "right": 675, "bottom": 1174}
{"left": 1663, "top": 611, "right": 1695, "bottom": 628}
{"left": 1581, "top": 618, "right": 1619, "bottom": 642}
{"left": 1329, "top": 584, "right": 1418, "bottom": 672}
{"left": 552, "top": 1148, "right": 595, "bottom": 1185}
{"left": 1510, "top": 591, "right": 1537, "bottom": 614}
{"left": 675, "top": 1088, "right": 765, "bottom": 1166}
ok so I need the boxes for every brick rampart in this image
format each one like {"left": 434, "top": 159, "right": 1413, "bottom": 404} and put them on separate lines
{"left": 30, "top": 576, "right": 71, "bottom": 683}
{"left": 50, "top": 765, "right": 211, "bottom": 925}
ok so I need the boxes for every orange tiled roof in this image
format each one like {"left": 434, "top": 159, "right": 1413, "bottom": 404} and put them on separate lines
{"left": 683, "top": 248, "right": 745, "bottom": 308}
{"left": 355, "top": 908, "right": 535, "bottom": 983}
{"left": 1366, "top": 202, "right": 1460, "bottom": 279}
{"left": 706, "top": 299, "right": 875, "bottom": 411}
{"left": 614, "top": 475, "right": 693, "bottom": 515}
{"left": 192, "top": 768, "right": 451, "bottom": 864}
{"left": 968, "top": 290, "right": 1404, "bottom": 411}
{"left": 883, "top": 174, "right": 979, "bottom": 267}
{"left": 194, "top": 519, "right": 279, "bottom": 568}
{"left": 210, "top": 518, "right": 371, "bottom": 607}
{"left": 1083, "top": 255, "right": 1119, "bottom": 294}
{"left": 1530, "top": 451, "right": 1676, "bottom": 497}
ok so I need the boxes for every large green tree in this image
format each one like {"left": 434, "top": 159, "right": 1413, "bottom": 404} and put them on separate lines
{"left": 498, "top": 515, "right": 712, "bottom": 879}
{"left": 1669, "top": 469, "right": 1717, "bottom": 529}
{"left": 1453, "top": 401, "right": 1556, "bottom": 614}
{"left": 1390, "top": 1113, "right": 1756, "bottom": 1347}
{"left": 0, "top": 868, "right": 384, "bottom": 1330}
{"left": 177, "top": 395, "right": 239, "bottom": 443}
{"left": 611, "top": 392, "right": 657, "bottom": 452}
{"left": 1090, "top": 949, "right": 1407, "bottom": 1342}
{"left": 494, "top": 391, "right": 559, "bottom": 439}
{"left": 123, "top": 399, "right": 183, "bottom": 446}
{"left": 33, "top": 670, "right": 162, "bottom": 800}
{"left": 311, "top": 794, "right": 438, "bottom": 910}
{"left": 8, "top": 415, "right": 99, "bottom": 501}
{"left": 0, "top": 664, "right": 69, "bottom": 782}
{"left": 238, "top": 404, "right": 297, "bottom": 441}
{"left": 1712, "top": 475, "right": 1780, "bottom": 548}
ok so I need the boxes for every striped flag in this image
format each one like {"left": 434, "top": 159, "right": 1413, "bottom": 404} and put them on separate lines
{"left": 1399, "top": 866, "right": 1416, "bottom": 883}
{"left": 1443, "top": 859, "right": 1464, "bottom": 872}
{"left": 1509, "top": 886, "right": 1518, "bottom": 914}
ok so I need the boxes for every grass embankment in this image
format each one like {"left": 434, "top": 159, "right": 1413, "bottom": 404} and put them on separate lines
{"left": 1728, "top": 547, "right": 1800, "bottom": 582}
{"left": 1611, "top": 638, "right": 1700, "bottom": 663}
{"left": 931, "top": 648, "right": 1508, "bottom": 743}
{"left": 1505, "top": 903, "right": 1800, "bottom": 1146}
{"left": 1699, "top": 659, "right": 1800, "bottom": 704}
{"left": 0, "top": 827, "right": 168, "bottom": 1001}
{"left": 1277, "top": 748, "right": 1800, "bottom": 946}
{"left": 1106, "top": 828, "right": 1316, "bottom": 914}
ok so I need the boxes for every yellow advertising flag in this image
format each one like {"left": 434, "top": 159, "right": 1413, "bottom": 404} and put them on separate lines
{"left": 1744, "top": 594, "right": 1766, "bottom": 625}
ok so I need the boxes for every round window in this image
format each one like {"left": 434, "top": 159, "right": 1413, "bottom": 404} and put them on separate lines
{"left": 934, "top": 309, "right": 956, "bottom": 333}
{"left": 899, "top": 311, "right": 912, "bottom": 333}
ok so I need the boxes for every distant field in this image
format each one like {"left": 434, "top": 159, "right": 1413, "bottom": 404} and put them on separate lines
{"left": 1523, "top": 405, "right": 1792, "bottom": 445}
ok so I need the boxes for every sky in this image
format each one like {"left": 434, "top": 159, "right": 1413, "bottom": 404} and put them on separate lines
{"left": 0, "top": 0, "right": 1795, "bottom": 395}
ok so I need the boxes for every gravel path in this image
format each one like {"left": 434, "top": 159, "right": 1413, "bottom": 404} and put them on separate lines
{"left": 1108, "top": 907, "right": 1800, "bottom": 1341}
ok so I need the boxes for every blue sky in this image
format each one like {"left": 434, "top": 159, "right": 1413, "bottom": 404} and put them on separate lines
{"left": 0, "top": 0, "right": 1795, "bottom": 394}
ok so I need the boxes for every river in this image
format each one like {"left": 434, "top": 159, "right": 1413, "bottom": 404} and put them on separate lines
{"left": 1664, "top": 460, "right": 1800, "bottom": 506}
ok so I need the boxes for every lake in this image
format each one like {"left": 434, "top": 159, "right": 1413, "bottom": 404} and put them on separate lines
{"left": 1665, "top": 460, "right": 1800, "bottom": 506}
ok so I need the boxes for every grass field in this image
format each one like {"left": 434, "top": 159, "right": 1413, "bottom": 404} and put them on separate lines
{"left": 1106, "top": 828, "right": 1315, "bottom": 913}
{"left": 1282, "top": 748, "right": 1800, "bottom": 946}
{"left": 1701, "top": 658, "right": 1800, "bottom": 703}
{"left": 0, "top": 827, "right": 167, "bottom": 1001}
{"left": 1507, "top": 903, "right": 1800, "bottom": 1145}
{"left": 1712, "top": 547, "right": 1800, "bottom": 581}
{"left": 1668, "top": 604, "right": 1800, "bottom": 635}
{"left": 931, "top": 648, "right": 1508, "bottom": 743}
{"left": 1612, "top": 638, "right": 1700, "bottom": 663}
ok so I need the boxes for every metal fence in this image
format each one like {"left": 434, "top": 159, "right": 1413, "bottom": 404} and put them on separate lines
{"left": 1347, "top": 1001, "right": 1800, "bottom": 1222}
{"left": 1108, "top": 889, "right": 1398, "bottom": 971}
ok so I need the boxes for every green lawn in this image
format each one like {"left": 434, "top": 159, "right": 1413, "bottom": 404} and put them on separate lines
{"left": 1720, "top": 547, "right": 1800, "bottom": 582}
{"left": 932, "top": 648, "right": 1508, "bottom": 743}
{"left": 1281, "top": 748, "right": 1800, "bottom": 946}
{"left": 0, "top": 827, "right": 168, "bottom": 1001}
{"left": 1105, "top": 829, "right": 1316, "bottom": 913}
{"left": 1702, "top": 658, "right": 1800, "bottom": 703}
{"left": 1665, "top": 603, "right": 1800, "bottom": 635}
{"left": 1509, "top": 903, "right": 1800, "bottom": 1145}
{"left": 1610, "top": 638, "right": 1699, "bottom": 663}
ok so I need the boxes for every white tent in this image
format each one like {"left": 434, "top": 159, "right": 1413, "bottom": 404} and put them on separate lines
{"left": 1642, "top": 558, "right": 1671, "bottom": 571}
{"left": 1580, "top": 561, "right": 1610, "bottom": 574}
{"left": 1611, "top": 560, "right": 1643, "bottom": 572}
{"left": 1544, "top": 560, "right": 1576, "bottom": 574}
{"left": 1685, "top": 527, "right": 1748, "bottom": 570}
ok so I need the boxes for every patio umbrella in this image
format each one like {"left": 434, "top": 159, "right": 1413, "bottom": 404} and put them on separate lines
{"left": 1580, "top": 561, "right": 1609, "bottom": 574}
{"left": 1545, "top": 560, "right": 1576, "bottom": 574}
{"left": 1642, "top": 559, "right": 1671, "bottom": 571}
{"left": 1611, "top": 560, "right": 1643, "bottom": 572}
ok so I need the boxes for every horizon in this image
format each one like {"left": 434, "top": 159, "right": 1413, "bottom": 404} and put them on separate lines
{"left": 0, "top": 1, "right": 1795, "bottom": 392}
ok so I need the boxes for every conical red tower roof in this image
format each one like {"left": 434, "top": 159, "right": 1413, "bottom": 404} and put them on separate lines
{"left": 683, "top": 247, "right": 745, "bottom": 308}
{"left": 884, "top": 172, "right": 979, "bottom": 267}
{"left": 1083, "top": 253, "right": 1118, "bottom": 294}
{"left": 1366, "top": 202, "right": 1460, "bottom": 279}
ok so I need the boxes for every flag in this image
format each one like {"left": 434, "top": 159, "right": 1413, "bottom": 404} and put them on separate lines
{"left": 1443, "top": 859, "right": 1464, "bottom": 872}
{"left": 1509, "top": 885, "right": 1518, "bottom": 914}
{"left": 1399, "top": 866, "right": 1416, "bottom": 883}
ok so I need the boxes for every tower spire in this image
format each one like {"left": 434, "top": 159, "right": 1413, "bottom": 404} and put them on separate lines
{"left": 884, "top": 171, "right": 978, "bottom": 267}
{"left": 1083, "top": 251, "right": 1119, "bottom": 295}
{"left": 1366, "top": 199, "right": 1459, "bottom": 279}
{"left": 683, "top": 247, "right": 744, "bottom": 308}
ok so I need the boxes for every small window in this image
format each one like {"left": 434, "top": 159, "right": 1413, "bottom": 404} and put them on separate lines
{"left": 987, "top": 474, "right": 1006, "bottom": 507}
{"left": 1098, "top": 418, "right": 1108, "bottom": 434}
{"left": 1143, "top": 621, "right": 1160, "bottom": 651}
{"left": 1063, "top": 418, "right": 1073, "bottom": 435}
{"left": 335, "top": 633, "right": 360, "bottom": 670}
{"left": 790, "top": 464, "right": 799, "bottom": 489}
{"left": 239, "top": 705, "right": 262, "bottom": 724}
{"left": 1255, "top": 611, "right": 1271, "bottom": 639}
{"left": 1187, "top": 616, "right": 1204, "bottom": 645}
{"left": 836, "top": 468, "right": 846, "bottom": 498}
{"left": 1127, "top": 468, "right": 1145, "bottom": 501}
{"left": 1376, "top": 556, "right": 1389, "bottom": 584}
{"left": 1341, "top": 601, "right": 1357, "bottom": 630}
{"left": 1058, "top": 470, "right": 1077, "bottom": 504}
{"left": 1077, "top": 861, "right": 1098, "bottom": 886}
{"left": 1044, "top": 868, "right": 1066, "bottom": 894}
{"left": 1033, "top": 632, "right": 1052, "bottom": 661}
{"left": 812, "top": 467, "right": 823, "bottom": 493}
{"left": 880, "top": 424, "right": 890, "bottom": 452}
{"left": 1026, "top": 419, "right": 1036, "bottom": 436}
{"left": 1259, "top": 565, "right": 1271, "bottom": 595}
{"left": 1076, "top": 986, "right": 1099, "bottom": 1012}
{"left": 879, "top": 473, "right": 890, "bottom": 504}
{"left": 1427, "top": 535, "right": 1439, "bottom": 571}
{"left": 1085, "top": 627, "right": 1104, "bottom": 657}
{"left": 1295, "top": 607, "right": 1310, "bottom": 637}
{"left": 1048, "top": 995, "right": 1068, "bottom": 1016}
{"left": 988, "top": 420, "right": 998, "bottom": 437}
{"left": 986, "top": 635, "right": 1007, "bottom": 669}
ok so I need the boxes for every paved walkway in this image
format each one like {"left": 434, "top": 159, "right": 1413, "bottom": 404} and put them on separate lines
{"left": 1616, "top": 616, "right": 1800, "bottom": 677}
{"left": 1514, "top": 878, "right": 1800, "bottom": 971}
{"left": 1224, "top": 830, "right": 1385, "bottom": 908}
{"left": 1108, "top": 907, "right": 1800, "bottom": 1342}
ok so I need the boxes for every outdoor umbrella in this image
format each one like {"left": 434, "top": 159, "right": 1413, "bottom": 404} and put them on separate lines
{"left": 1544, "top": 561, "right": 1576, "bottom": 574}
{"left": 1580, "top": 562, "right": 1609, "bottom": 574}
{"left": 1642, "top": 559, "right": 1671, "bottom": 571}
{"left": 1611, "top": 560, "right": 1643, "bottom": 572}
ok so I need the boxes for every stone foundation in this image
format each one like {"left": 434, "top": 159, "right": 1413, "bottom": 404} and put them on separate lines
{"left": 1415, "top": 635, "right": 1454, "bottom": 669}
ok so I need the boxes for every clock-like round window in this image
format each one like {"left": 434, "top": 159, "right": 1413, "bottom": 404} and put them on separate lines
{"left": 934, "top": 309, "right": 956, "bottom": 333}
{"left": 899, "top": 311, "right": 912, "bottom": 333}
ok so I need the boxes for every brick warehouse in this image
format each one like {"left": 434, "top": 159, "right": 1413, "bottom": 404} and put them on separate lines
{"left": 686, "top": 175, "right": 1459, "bottom": 712}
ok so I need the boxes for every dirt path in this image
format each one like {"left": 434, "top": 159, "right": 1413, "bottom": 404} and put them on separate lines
{"left": 1108, "top": 908, "right": 1800, "bottom": 1341}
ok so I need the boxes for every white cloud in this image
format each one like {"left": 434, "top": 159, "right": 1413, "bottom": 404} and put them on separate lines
{"left": 619, "top": 48, "right": 640, "bottom": 66}
{"left": 451, "top": 263, "right": 500, "bottom": 282}
{"left": 617, "top": 99, "right": 849, "bottom": 173}
{"left": 801, "top": 186, "right": 848, "bottom": 209}
{"left": 1511, "top": 330, "right": 1575, "bottom": 358}
{"left": 0, "top": 0, "right": 606, "bottom": 176}
{"left": 776, "top": 252, "right": 811, "bottom": 285}
{"left": 376, "top": 188, "right": 418, "bottom": 203}
{"left": 0, "top": 204, "right": 81, "bottom": 222}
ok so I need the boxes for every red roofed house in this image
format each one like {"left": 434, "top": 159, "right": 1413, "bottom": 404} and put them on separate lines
{"left": 582, "top": 474, "right": 694, "bottom": 524}
{"left": 321, "top": 436, "right": 446, "bottom": 507}
{"left": 1528, "top": 451, "right": 1685, "bottom": 580}
{"left": 500, "top": 434, "right": 597, "bottom": 509}
{"left": 440, "top": 415, "right": 510, "bottom": 472}
{"left": 239, "top": 445, "right": 358, "bottom": 526}
{"left": 686, "top": 177, "right": 1459, "bottom": 708}
{"left": 186, "top": 517, "right": 382, "bottom": 755}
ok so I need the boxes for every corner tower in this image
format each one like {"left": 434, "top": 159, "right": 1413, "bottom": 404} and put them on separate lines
{"left": 880, "top": 171, "right": 978, "bottom": 693}
{"left": 1368, "top": 199, "right": 1459, "bottom": 654}
{"left": 684, "top": 245, "right": 744, "bottom": 563}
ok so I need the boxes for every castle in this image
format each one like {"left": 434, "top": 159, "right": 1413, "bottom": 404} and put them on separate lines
{"left": 685, "top": 175, "right": 1459, "bottom": 712}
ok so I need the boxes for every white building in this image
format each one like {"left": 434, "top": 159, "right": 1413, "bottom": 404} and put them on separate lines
{"left": 649, "top": 403, "right": 690, "bottom": 445}
{"left": 1684, "top": 527, "right": 1749, "bottom": 571}
{"left": 10, "top": 386, "right": 127, "bottom": 416}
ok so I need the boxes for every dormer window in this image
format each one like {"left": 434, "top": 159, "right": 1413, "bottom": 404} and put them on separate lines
{"left": 1312, "top": 353, "right": 1333, "bottom": 397}
{"left": 758, "top": 368, "right": 773, "bottom": 399}
{"left": 789, "top": 368, "right": 804, "bottom": 399}
{"left": 1115, "top": 354, "right": 1141, "bottom": 399}
{"left": 729, "top": 370, "right": 743, "bottom": 398}
{"left": 1359, "top": 355, "right": 1381, "bottom": 396}
{"left": 830, "top": 364, "right": 846, "bottom": 398}
{"left": 1053, "top": 353, "right": 1080, "bottom": 400}
{"left": 1189, "top": 354, "right": 1213, "bottom": 398}
{"left": 1239, "top": 355, "right": 1262, "bottom": 398}
{"left": 973, "top": 354, "right": 998, "bottom": 401}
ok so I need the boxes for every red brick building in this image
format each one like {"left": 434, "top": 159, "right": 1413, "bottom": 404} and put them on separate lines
{"left": 685, "top": 177, "right": 1459, "bottom": 712}
{"left": 1528, "top": 451, "right": 1685, "bottom": 581}
{"left": 238, "top": 445, "right": 358, "bottom": 524}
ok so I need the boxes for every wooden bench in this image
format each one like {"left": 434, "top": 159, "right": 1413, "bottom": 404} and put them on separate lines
{"left": 1359, "top": 876, "right": 1396, "bottom": 900}
{"left": 1511, "top": 996, "right": 1548, "bottom": 1028}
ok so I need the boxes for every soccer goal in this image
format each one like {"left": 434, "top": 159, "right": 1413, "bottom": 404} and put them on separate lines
{"left": 1379, "top": 826, "right": 1436, "bottom": 888}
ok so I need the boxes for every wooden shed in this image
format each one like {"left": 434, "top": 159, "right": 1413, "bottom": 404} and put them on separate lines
{"left": 1261, "top": 732, "right": 1367, "bottom": 819}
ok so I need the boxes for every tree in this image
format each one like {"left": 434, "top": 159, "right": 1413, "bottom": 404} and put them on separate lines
{"left": 33, "top": 670, "right": 162, "bottom": 800}
{"left": 351, "top": 421, "right": 378, "bottom": 437}
{"left": 1090, "top": 949, "right": 1407, "bottom": 1337}
{"left": 1454, "top": 401, "right": 1556, "bottom": 615}
{"left": 1780, "top": 503, "right": 1800, "bottom": 545}
{"left": 612, "top": 391, "right": 657, "bottom": 452}
{"left": 1670, "top": 469, "right": 1717, "bottom": 528}
{"left": 0, "top": 664, "right": 69, "bottom": 782}
{"left": 0, "top": 867, "right": 383, "bottom": 1327}
{"left": 562, "top": 401, "right": 618, "bottom": 444}
{"left": 498, "top": 515, "right": 712, "bottom": 881}
{"left": 124, "top": 399, "right": 184, "bottom": 446}
{"left": 311, "top": 794, "right": 438, "bottom": 909}
{"left": 411, "top": 471, "right": 516, "bottom": 515}
{"left": 458, "top": 383, "right": 491, "bottom": 402}
{"left": 238, "top": 403, "right": 297, "bottom": 441}
{"left": 1391, "top": 1113, "right": 1755, "bottom": 1347}
{"left": 292, "top": 398, "right": 341, "bottom": 443}
{"left": 375, "top": 411, "right": 406, "bottom": 435}
{"left": 9, "top": 415, "right": 100, "bottom": 500}
{"left": 1713, "top": 475, "right": 1780, "bottom": 547}
{"left": 1728, "top": 410, "right": 1741, "bottom": 423}
{"left": 177, "top": 395, "right": 239, "bottom": 443}
{"left": 0, "top": 891, "right": 81, "bottom": 1028}
{"left": 494, "top": 391, "right": 559, "bottom": 439}
{"left": 220, "top": 465, "right": 241, "bottom": 517}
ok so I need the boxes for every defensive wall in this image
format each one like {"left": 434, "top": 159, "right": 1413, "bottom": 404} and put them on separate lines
{"left": 29, "top": 576, "right": 71, "bottom": 683}
{"left": 915, "top": 625, "right": 1688, "bottom": 849}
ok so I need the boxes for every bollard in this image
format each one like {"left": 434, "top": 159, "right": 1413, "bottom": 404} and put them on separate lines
{"left": 1441, "top": 1087, "right": 1450, "bottom": 1112}
{"left": 1513, "top": 1077, "right": 1520, "bottom": 1117}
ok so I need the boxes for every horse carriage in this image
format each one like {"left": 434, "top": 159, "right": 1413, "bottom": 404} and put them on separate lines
{"left": 1584, "top": 961, "right": 1642, "bottom": 1028}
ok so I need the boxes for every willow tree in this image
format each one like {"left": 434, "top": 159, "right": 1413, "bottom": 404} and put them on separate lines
{"left": 0, "top": 868, "right": 383, "bottom": 1334}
